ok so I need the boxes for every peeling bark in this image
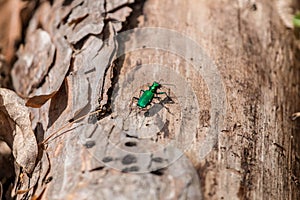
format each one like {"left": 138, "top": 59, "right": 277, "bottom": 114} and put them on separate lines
{"left": 1, "top": 0, "right": 299, "bottom": 199}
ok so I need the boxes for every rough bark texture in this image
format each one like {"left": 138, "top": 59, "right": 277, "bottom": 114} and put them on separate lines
{"left": 2, "top": 0, "right": 300, "bottom": 199}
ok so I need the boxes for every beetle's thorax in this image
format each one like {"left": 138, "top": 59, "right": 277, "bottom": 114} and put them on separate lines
{"left": 150, "top": 86, "right": 158, "bottom": 93}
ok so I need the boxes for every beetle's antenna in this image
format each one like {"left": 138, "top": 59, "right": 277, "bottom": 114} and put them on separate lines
{"left": 158, "top": 78, "right": 164, "bottom": 83}
{"left": 157, "top": 79, "right": 176, "bottom": 87}
{"left": 160, "top": 83, "right": 176, "bottom": 87}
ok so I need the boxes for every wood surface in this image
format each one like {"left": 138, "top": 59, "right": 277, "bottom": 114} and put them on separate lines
{"left": 0, "top": 0, "right": 299, "bottom": 199}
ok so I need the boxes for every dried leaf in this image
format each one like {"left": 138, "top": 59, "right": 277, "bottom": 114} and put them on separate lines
{"left": 292, "top": 112, "right": 300, "bottom": 120}
{"left": 25, "top": 93, "right": 56, "bottom": 108}
{"left": 0, "top": 88, "right": 37, "bottom": 173}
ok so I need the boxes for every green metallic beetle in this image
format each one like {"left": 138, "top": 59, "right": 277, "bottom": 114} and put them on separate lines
{"left": 133, "top": 81, "right": 167, "bottom": 108}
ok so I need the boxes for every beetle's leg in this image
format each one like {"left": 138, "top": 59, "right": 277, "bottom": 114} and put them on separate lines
{"left": 131, "top": 97, "right": 139, "bottom": 105}
{"left": 156, "top": 91, "right": 170, "bottom": 102}
{"left": 130, "top": 90, "right": 144, "bottom": 106}
{"left": 156, "top": 99, "right": 173, "bottom": 115}
{"left": 157, "top": 97, "right": 172, "bottom": 113}
{"left": 153, "top": 96, "right": 161, "bottom": 100}
{"left": 155, "top": 92, "right": 174, "bottom": 115}
{"left": 158, "top": 89, "right": 174, "bottom": 104}
{"left": 157, "top": 91, "right": 168, "bottom": 98}
{"left": 158, "top": 91, "right": 166, "bottom": 94}
{"left": 157, "top": 91, "right": 166, "bottom": 95}
{"left": 159, "top": 91, "right": 171, "bottom": 97}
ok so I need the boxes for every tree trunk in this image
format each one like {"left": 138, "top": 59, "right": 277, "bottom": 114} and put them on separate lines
{"left": 3, "top": 0, "right": 300, "bottom": 199}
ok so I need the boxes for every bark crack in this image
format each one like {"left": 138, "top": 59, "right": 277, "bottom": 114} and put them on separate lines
{"left": 97, "top": 0, "right": 147, "bottom": 120}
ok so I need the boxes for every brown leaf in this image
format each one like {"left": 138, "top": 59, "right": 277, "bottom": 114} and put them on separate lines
{"left": 292, "top": 112, "right": 300, "bottom": 120}
{"left": 25, "top": 93, "right": 56, "bottom": 108}
{"left": 0, "top": 88, "right": 37, "bottom": 173}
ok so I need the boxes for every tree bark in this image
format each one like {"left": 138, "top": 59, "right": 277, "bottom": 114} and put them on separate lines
{"left": 5, "top": 0, "right": 300, "bottom": 199}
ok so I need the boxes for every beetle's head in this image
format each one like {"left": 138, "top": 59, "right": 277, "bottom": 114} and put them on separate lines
{"left": 153, "top": 81, "right": 160, "bottom": 88}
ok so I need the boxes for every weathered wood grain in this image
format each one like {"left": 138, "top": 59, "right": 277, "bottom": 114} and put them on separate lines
{"left": 5, "top": 0, "right": 300, "bottom": 199}
{"left": 139, "top": 0, "right": 300, "bottom": 199}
